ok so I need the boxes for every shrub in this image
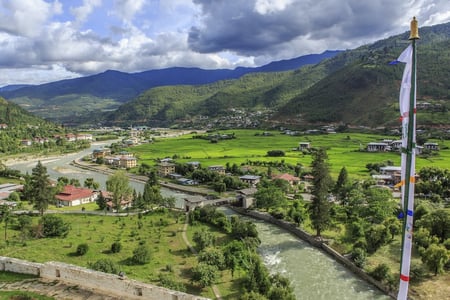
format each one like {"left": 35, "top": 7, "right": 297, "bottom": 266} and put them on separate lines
{"left": 350, "top": 247, "right": 366, "bottom": 268}
{"left": 111, "top": 241, "right": 122, "bottom": 253}
{"left": 89, "top": 258, "right": 119, "bottom": 274}
{"left": 39, "top": 215, "right": 70, "bottom": 238}
{"left": 131, "top": 244, "right": 151, "bottom": 265}
{"left": 76, "top": 243, "right": 89, "bottom": 256}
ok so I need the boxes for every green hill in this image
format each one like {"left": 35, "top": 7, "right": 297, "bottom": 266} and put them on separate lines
{"left": 105, "top": 22, "right": 450, "bottom": 129}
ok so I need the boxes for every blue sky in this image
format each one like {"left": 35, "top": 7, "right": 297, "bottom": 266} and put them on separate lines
{"left": 0, "top": 0, "right": 449, "bottom": 86}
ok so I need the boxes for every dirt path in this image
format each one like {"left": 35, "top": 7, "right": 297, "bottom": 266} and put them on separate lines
{"left": 1, "top": 278, "right": 122, "bottom": 300}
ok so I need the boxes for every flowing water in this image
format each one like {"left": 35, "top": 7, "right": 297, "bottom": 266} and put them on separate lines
{"left": 8, "top": 144, "right": 391, "bottom": 299}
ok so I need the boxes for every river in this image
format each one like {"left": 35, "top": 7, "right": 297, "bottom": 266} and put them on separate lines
{"left": 7, "top": 143, "right": 391, "bottom": 299}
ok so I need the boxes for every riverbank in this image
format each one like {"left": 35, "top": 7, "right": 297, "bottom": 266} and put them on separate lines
{"left": 228, "top": 206, "right": 397, "bottom": 299}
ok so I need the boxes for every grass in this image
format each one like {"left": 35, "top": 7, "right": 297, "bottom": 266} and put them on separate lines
{"left": 0, "top": 291, "right": 55, "bottom": 300}
{"left": 0, "top": 271, "right": 54, "bottom": 300}
{"left": 131, "top": 130, "right": 450, "bottom": 179}
{"left": 0, "top": 210, "right": 207, "bottom": 296}
{"left": 0, "top": 210, "right": 248, "bottom": 299}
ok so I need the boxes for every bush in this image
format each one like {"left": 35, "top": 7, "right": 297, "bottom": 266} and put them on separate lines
{"left": 76, "top": 243, "right": 89, "bottom": 256}
{"left": 89, "top": 258, "right": 119, "bottom": 274}
{"left": 39, "top": 215, "right": 70, "bottom": 238}
{"left": 111, "top": 241, "right": 122, "bottom": 253}
{"left": 131, "top": 244, "right": 151, "bottom": 265}
{"left": 350, "top": 247, "right": 366, "bottom": 268}
{"left": 267, "top": 150, "right": 285, "bottom": 157}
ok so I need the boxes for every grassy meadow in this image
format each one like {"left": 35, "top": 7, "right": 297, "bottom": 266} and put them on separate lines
{"left": 131, "top": 129, "right": 450, "bottom": 179}
{"left": 0, "top": 210, "right": 245, "bottom": 299}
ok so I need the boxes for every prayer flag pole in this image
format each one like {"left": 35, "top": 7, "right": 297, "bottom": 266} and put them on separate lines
{"left": 397, "top": 16, "right": 419, "bottom": 300}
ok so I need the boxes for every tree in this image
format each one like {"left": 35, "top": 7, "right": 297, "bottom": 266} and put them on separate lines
{"left": 142, "top": 177, "right": 163, "bottom": 209}
{"left": 421, "top": 243, "right": 449, "bottom": 275}
{"left": 0, "top": 205, "right": 11, "bottom": 240}
{"left": 131, "top": 243, "right": 151, "bottom": 265}
{"left": 25, "top": 161, "right": 54, "bottom": 215}
{"left": 84, "top": 177, "right": 99, "bottom": 190}
{"left": 106, "top": 170, "right": 132, "bottom": 212}
{"left": 198, "top": 247, "right": 226, "bottom": 270}
{"left": 310, "top": 149, "right": 333, "bottom": 237}
{"left": 193, "top": 230, "right": 216, "bottom": 251}
{"left": 254, "top": 186, "right": 286, "bottom": 210}
{"left": 334, "top": 167, "right": 350, "bottom": 202}
{"left": 416, "top": 209, "right": 450, "bottom": 242}
{"left": 191, "top": 262, "right": 219, "bottom": 288}
{"left": 39, "top": 214, "right": 70, "bottom": 238}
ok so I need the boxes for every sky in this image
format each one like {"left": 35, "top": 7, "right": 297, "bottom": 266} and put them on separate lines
{"left": 0, "top": 0, "right": 449, "bottom": 87}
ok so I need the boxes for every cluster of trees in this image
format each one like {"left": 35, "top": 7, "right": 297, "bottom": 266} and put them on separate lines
{"left": 189, "top": 205, "right": 295, "bottom": 299}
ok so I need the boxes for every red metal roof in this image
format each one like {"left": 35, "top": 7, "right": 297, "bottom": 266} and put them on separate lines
{"left": 55, "top": 185, "right": 94, "bottom": 202}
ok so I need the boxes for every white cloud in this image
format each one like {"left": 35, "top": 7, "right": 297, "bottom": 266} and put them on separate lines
{"left": 112, "top": 0, "right": 146, "bottom": 23}
{"left": 70, "top": 0, "right": 102, "bottom": 25}
{"left": 0, "top": 0, "right": 61, "bottom": 37}
{"left": 0, "top": 0, "right": 450, "bottom": 86}
{"left": 254, "top": 0, "right": 294, "bottom": 15}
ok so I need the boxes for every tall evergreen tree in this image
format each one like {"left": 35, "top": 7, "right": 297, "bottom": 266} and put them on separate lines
{"left": 310, "top": 149, "right": 333, "bottom": 237}
{"left": 25, "top": 161, "right": 54, "bottom": 215}
{"left": 334, "top": 166, "right": 350, "bottom": 202}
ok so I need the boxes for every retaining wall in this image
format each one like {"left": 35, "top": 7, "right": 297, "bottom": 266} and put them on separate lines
{"left": 0, "top": 256, "right": 208, "bottom": 300}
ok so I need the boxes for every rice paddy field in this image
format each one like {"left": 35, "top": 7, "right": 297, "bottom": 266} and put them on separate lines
{"left": 131, "top": 130, "right": 450, "bottom": 179}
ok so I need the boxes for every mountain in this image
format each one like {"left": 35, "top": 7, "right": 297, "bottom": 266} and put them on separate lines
{"left": 0, "top": 97, "right": 54, "bottom": 127}
{"left": 0, "top": 51, "right": 340, "bottom": 124}
{"left": 104, "top": 22, "right": 450, "bottom": 129}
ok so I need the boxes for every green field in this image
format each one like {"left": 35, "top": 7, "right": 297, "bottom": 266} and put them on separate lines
{"left": 0, "top": 211, "right": 242, "bottom": 299}
{"left": 131, "top": 130, "right": 450, "bottom": 179}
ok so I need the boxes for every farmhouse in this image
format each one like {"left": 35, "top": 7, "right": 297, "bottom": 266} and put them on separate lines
{"left": 298, "top": 142, "right": 311, "bottom": 151}
{"left": 92, "top": 148, "right": 111, "bottom": 159}
{"left": 208, "top": 165, "right": 226, "bottom": 175}
{"left": 272, "top": 173, "right": 300, "bottom": 185}
{"left": 239, "top": 175, "right": 261, "bottom": 186}
{"left": 55, "top": 185, "right": 98, "bottom": 207}
{"left": 424, "top": 142, "right": 439, "bottom": 151}
{"left": 236, "top": 188, "right": 257, "bottom": 209}
{"left": 367, "top": 142, "right": 389, "bottom": 152}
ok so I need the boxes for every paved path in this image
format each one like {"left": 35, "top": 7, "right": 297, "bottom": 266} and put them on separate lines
{"left": 181, "top": 213, "right": 222, "bottom": 300}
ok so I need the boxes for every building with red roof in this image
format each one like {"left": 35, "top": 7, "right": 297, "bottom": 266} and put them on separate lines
{"left": 55, "top": 185, "right": 98, "bottom": 207}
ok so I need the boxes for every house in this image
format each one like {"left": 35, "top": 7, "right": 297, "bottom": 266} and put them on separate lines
{"left": 76, "top": 134, "right": 93, "bottom": 141}
{"left": 298, "top": 142, "right": 311, "bottom": 151}
{"left": 390, "top": 140, "right": 403, "bottom": 151}
{"left": 92, "top": 148, "right": 111, "bottom": 159}
{"left": 208, "top": 165, "right": 226, "bottom": 175}
{"left": 55, "top": 185, "right": 98, "bottom": 207}
{"left": 272, "top": 173, "right": 300, "bottom": 185}
{"left": 0, "top": 124, "right": 8, "bottom": 129}
{"left": 117, "top": 156, "right": 137, "bottom": 169}
{"left": 101, "top": 191, "right": 133, "bottom": 211}
{"left": 158, "top": 162, "right": 176, "bottom": 177}
{"left": 367, "top": 142, "right": 389, "bottom": 152}
{"left": 424, "top": 142, "right": 439, "bottom": 151}
{"left": 177, "top": 178, "right": 198, "bottom": 185}
{"left": 239, "top": 175, "right": 261, "bottom": 187}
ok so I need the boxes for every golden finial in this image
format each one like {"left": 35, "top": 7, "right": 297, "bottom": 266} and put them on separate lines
{"left": 409, "top": 16, "right": 420, "bottom": 40}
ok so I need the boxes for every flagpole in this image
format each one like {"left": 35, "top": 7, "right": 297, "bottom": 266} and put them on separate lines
{"left": 397, "top": 17, "right": 419, "bottom": 300}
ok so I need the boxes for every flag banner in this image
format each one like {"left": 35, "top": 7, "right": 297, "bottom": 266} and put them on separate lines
{"left": 396, "top": 43, "right": 416, "bottom": 300}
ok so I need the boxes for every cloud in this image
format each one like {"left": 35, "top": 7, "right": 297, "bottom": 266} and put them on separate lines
{"left": 188, "top": 0, "right": 450, "bottom": 58}
{"left": 0, "top": 0, "right": 450, "bottom": 86}
{"left": 70, "top": 0, "right": 102, "bottom": 25}
{"left": 0, "top": 0, "right": 61, "bottom": 37}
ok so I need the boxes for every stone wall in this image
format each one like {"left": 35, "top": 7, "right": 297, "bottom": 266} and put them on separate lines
{"left": 0, "top": 256, "right": 209, "bottom": 300}
{"left": 229, "top": 207, "right": 396, "bottom": 299}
